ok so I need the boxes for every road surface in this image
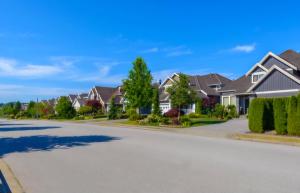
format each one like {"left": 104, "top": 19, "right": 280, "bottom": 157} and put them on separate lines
{"left": 0, "top": 119, "right": 299, "bottom": 193}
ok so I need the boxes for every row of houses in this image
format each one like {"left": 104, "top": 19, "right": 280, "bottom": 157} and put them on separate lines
{"left": 43, "top": 49, "right": 300, "bottom": 115}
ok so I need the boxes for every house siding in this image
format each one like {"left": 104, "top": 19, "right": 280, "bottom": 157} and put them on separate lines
{"left": 262, "top": 56, "right": 290, "bottom": 69}
{"left": 253, "top": 70, "right": 300, "bottom": 92}
{"left": 253, "top": 66, "right": 265, "bottom": 73}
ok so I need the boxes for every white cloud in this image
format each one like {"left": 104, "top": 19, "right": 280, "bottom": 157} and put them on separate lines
{"left": 0, "top": 58, "right": 62, "bottom": 77}
{"left": 141, "top": 47, "right": 159, "bottom": 54}
{"left": 164, "top": 46, "right": 193, "bottom": 57}
{"left": 231, "top": 44, "right": 256, "bottom": 53}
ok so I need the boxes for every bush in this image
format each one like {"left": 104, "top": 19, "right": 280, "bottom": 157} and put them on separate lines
{"left": 273, "top": 98, "right": 288, "bottom": 135}
{"left": 248, "top": 98, "right": 274, "bottom": 133}
{"left": 127, "top": 108, "right": 141, "bottom": 121}
{"left": 74, "top": 115, "right": 85, "bottom": 120}
{"left": 146, "top": 114, "right": 161, "bottom": 124}
{"left": 179, "top": 115, "right": 192, "bottom": 127}
{"left": 159, "top": 116, "right": 170, "bottom": 125}
{"left": 214, "top": 104, "right": 225, "bottom": 119}
{"left": 78, "top": 106, "right": 93, "bottom": 116}
{"left": 226, "top": 105, "right": 238, "bottom": 119}
{"left": 287, "top": 96, "right": 300, "bottom": 136}
{"left": 188, "top": 113, "right": 202, "bottom": 118}
{"left": 164, "top": 108, "right": 184, "bottom": 118}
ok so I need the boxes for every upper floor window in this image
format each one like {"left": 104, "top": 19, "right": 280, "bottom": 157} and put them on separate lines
{"left": 251, "top": 72, "right": 266, "bottom": 83}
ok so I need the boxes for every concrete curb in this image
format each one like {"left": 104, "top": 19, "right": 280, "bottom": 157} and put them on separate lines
{"left": 0, "top": 159, "right": 25, "bottom": 193}
{"left": 233, "top": 133, "right": 300, "bottom": 147}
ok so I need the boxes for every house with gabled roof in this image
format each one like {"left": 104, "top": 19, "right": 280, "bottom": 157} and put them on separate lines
{"left": 159, "top": 73, "right": 232, "bottom": 114}
{"left": 68, "top": 94, "right": 77, "bottom": 104}
{"left": 88, "top": 86, "right": 123, "bottom": 112}
{"left": 219, "top": 49, "right": 300, "bottom": 115}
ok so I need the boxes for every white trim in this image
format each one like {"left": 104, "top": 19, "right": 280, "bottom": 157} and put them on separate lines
{"left": 247, "top": 65, "right": 300, "bottom": 92}
{"left": 255, "top": 89, "right": 300, "bottom": 95}
{"left": 251, "top": 71, "right": 266, "bottom": 83}
{"left": 159, "top": 73, "right": 179, "bottom": 88}
{"left": 246, "top": 63, "right": 268, "bottom": 76}
{"left": 200, "top": 89, "right": 207, "bottom": 96}
{"left": 221, "top": 95, "right": 231, "bottom": 106}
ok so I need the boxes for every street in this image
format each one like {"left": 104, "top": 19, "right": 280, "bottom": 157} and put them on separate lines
{"left": 0, "top": 119, "right": 300, "bottom": 193}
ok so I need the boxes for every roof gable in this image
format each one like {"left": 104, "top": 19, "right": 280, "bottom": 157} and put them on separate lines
{"left": 247, "top": 65, "right": 300, "bottom": 92}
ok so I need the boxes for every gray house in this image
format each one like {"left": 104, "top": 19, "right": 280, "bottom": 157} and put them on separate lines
{"left": 219, "top": 50, "right": 300, "bottom": 115}
{"left": 159, "top": 73, "right": 232, "bottom": 114}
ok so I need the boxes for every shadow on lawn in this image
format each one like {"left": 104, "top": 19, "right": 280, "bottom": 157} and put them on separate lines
{"left": 0, "top": 135, "right": 120, "bottom": 157}
{"left": 0, "top": 126, "right": 61, "bottom": 132}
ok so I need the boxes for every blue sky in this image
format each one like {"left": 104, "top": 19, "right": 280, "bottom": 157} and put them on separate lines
{"left": 1, "top": 0, "right": 300, "bottom": 102}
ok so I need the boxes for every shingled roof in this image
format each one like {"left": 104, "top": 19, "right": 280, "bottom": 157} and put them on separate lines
{"left": 279, "top": 49, "right": 300, "bottom": 69}
{"left": 94, "top": 86, "right": 123, "bottom": 104}
{"left": 188, "top": 74, "right": 232, "bottom": 96}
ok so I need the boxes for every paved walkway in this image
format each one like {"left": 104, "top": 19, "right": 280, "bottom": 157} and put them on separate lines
{"left": 0, "top": 119, "right": 300, "bottom": 193}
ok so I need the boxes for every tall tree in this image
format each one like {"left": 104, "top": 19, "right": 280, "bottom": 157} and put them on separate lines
{"left": 108, "top": 96, "right": 119, "bottom": 120}
{"left": 195, "top": 98, "right": 203, "bottom": 115}
{"left": 55, "top": 97, "right": 76, "bottom": 119}
{"left": 123, "top": 57, "right": 153, "bottom": 114}
{"left": 167, "top": 73, "right": 196, "bottom": 119}
{"left": 152, "top": 87, "right": 161, "bottom": 116}
{"left": 14, "top": 101, "right": 22, "bottom": 115}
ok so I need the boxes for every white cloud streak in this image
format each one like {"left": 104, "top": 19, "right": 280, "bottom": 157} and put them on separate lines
{"left": 0, "top": 58, "right": 62, "bottom": 77}
{"left": 231, "top": 44, "right": 256, "bottom": 53}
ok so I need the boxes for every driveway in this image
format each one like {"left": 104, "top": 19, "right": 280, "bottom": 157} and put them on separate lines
{"left": 0, "top": 119, "right": 300, "bottom": 193}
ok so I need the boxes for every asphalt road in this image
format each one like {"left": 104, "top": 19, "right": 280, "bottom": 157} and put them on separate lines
{"left": 0, "top": 119, "right": 300, "bottom": 193}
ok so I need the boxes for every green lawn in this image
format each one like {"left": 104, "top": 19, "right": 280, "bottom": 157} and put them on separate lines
{"left": 190, "top": 117, "right": 226, "bottom": 126}
{"left": 121, "top": 117, "right": 226, "bottom": 128}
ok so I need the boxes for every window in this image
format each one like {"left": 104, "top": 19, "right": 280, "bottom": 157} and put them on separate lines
{"left": 251, "top": 72, "right": 266, "bottom": 83}
{"left": 222, "top": 96, "right": 230, "bottom": 106}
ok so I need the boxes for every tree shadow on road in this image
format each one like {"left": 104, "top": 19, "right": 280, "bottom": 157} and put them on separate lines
{"left": 0, "top": 126, "right": 61, "bottom": 132}
{"left": 0, "top": 135, "right": 120, "bottom": 157}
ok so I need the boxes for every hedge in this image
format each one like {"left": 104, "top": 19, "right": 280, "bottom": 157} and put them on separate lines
{"left": 273, "top": 98, "right": 288, "bottom": 135}
{"left": 248, "top": 98, "right": 274, "bottom": 133}
{"left": 248, "top": 99, "right": 265, "bottom": 133}
{"left": 287, "top": 95, "right": 300, "bottom": 136}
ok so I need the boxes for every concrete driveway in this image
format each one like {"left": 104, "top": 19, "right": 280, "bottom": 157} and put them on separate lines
{"left": 0, "top": 119, "right": 300, "bottom": 193}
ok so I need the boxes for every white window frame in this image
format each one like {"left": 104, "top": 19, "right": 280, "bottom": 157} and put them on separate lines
{"left": 221, "top": 96, "right": 231, "bottom": 106}
{"left": 251, "top": 72, "right": 266, "bottom": 83}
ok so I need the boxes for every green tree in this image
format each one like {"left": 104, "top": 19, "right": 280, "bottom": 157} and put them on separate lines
{"left": 27, "top": 101, "right": 36, "bottom": 118}
{"left": 14, "top": 101, "right": 22, "bottom": 115}
{"left": 55, "top": 97, "right": 76, "bottom": 119}
{"left": 108, "top": 96, "right": 119, "bottom": 120}
{"left": 152, "top": 87, "right": 161, "bottom": 116}
{"left": 195, "top": 98, "right": 203, "bottom": 115}
{"left": 167, "top": 73, "right": 196, "bottom": 119}
{"left": 123, "top": 57, "right": 153, "bottom": 114}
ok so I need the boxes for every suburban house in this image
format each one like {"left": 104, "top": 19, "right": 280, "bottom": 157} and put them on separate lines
{"left": 88, "top": 86, "right": 123, "bottom": 112}
{"left": 68, "top": 94, "right": 77, "bottom": 104}
{"left": 71, "top": 93, "right": 88, "bottom": 111}
{"left": 72, "top": 98, "right": 87, "bottom": 111}
{"left": 159, "top": 73, "right": 232, "bottom": 114}
{"left": 219, "top": 49, "right": 300, "bottom": 115}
